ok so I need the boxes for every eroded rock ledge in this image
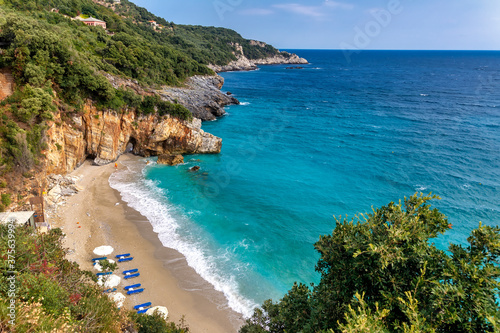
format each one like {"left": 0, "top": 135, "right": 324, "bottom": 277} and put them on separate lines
{"left": 104, "top": 74, "right": 239, "bottom": 122}
{"left": 44, "top": 104, "right": 222, "bottom": 174}
{"left": 208, "top": 42, "right": 308, "bottom": 73}
{"left": 160, "top": 75, "right": 239, "bottom": 121}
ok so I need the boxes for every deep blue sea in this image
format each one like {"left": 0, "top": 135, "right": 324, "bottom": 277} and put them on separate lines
{"left": 110, "top": 50, "right": 500, "bottom": 317}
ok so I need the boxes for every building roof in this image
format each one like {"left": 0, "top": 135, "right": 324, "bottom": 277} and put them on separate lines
{"left": 81, "top": 17, "right": 106, "bottom": 23}
{"left": 0, "top": 211, "right": 35, "bottom": 225}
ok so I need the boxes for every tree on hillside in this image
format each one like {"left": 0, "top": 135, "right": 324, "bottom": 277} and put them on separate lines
{"left": 240, "top": 194, "right": 500, "bottom": 333}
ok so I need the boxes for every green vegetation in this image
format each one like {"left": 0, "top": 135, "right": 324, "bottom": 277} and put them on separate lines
{"left": 240, "top": 194, "right": 500, "bottom": 332}
{"left": 0, "top": 194, "right": 11, "bottom": 207}
{"left": 131, "top": 312, "right": 189, "bottom": 333}
{"left": 0, "top": 225, "right": 190, "bottom": 332}
{"left": 0, "top": 0, "right": 281, "bottom": 175}
{"left": 98, "top": 259, "right": 117, "bottom": 272}
{"left": 1, "top": 0, "right": 282, "bottom": 87}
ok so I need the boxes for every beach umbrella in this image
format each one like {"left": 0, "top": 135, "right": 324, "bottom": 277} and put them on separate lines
{"left": 98, "top": 274, "right": 121, "bottom": 288}
{"left": 109, "top": 292, "right": 126, "bottom": 308}
{"left": 146, "top": 306, "right": 169, "bottom": 320}
{"left": 93, "top": 245, "right": 114, "bottom": 256}
{"left": 93, "top": 262, "right": 103, "bottom": 272}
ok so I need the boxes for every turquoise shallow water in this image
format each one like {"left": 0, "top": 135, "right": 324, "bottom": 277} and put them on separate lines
{"left": 110, "top": 50, "right": 500, "bottom": 317}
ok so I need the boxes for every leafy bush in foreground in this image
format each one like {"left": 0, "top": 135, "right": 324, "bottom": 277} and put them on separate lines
{"left": 0, "top": 226, "right": 189, "bottom": 332}
{"left": 241, "top": 193, "right": 500, "bottom": 332}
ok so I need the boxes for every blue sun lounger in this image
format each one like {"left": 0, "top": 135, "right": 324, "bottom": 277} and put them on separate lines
{"left": 103, "top": 288, "right": 117, "bottom": 293}
{"left": 127, "top": 288, "right": 144, "bottom": 295}
{"left": 134, "top": 302, "right": 152, "bottom": 310}
{"left": 115, "top": 253, "right": 130, "bottom": 259}
{"left": 123, "top": 269, "right": 139, "bottom": 275}
{"left": 124, "top": 273, "right": 140, "bottom": 279}
{"left": 118, "top": 257, "right": 133, "bottom": 263}
{"left": 96, "top": 272, "right": 112, "bottom": 276}
{"left": 92, "top": 257, "right": 107, "bottom": 262}
{"left": 137, "top": 308, "right": 149, "bottom": 314}
{"left": 124, "top": 283, "right": 141, "bottom": 290}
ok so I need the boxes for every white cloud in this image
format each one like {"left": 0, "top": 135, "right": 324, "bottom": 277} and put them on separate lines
{"left": 239, "top": 8, "right": 274, "bottom": 16}
{"left": 324, "top": 1, "right": 354, "bottom": 10}
{"left": 272, "top": 2, "right": 353, "bottom": 19}
{"left": 273, "top": 3, "right": 325, "bottom": 18}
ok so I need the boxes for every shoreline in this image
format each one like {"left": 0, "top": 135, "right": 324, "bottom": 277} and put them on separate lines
{"left": 47, "top": 154, "right": 244, "bottom": 333}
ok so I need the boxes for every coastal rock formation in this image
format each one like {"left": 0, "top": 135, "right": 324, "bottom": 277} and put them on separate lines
{"left": 44, "top": 104, "right": 221, "bottom": 174}
{"left": 157, "top": 154, "right": 184, "bottom": 166}
{"left": 45, "top": 174, "right": 81, "bottom": 208}
{"left": 159, "top": 75, "right": 239, "bottom": 121}
{"left": 208, "top": 42, "right": 308, "bottom": 73}
{"left": 104, "top": 73, "right": 238, "bottom": 121}
{"left": 0, "top": 68, "right": 14, "bottom": 100}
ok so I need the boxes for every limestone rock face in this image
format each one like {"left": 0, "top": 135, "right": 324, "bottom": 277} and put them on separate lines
{"left": 103, "top": 73, "right": 238, "bottom": 121}
{"left": 159, "top": 75, "right": 239, "bottom": 121}
{"left": 44, "top": 104, "right": 221, "bottom": 174}
{"left": 208, "top": 44, "right": 308, "bottom": 73}
{"left": 157, "top": 154, "right": 184, "bottom": 166}
{"left": 253, "top": 54, "right": 308, "bottom": 66}
{"left": 0, "top": 68, "right": 14, "bottom": 101}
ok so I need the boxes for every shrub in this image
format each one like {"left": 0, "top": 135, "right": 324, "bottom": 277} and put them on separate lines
{"left": 132, "top": 311, "right": 190, "bottom": 333}
{"left": 16, "top": 85, "right": 56, "bottom": 123}
{"left": 0, "top": 193, "right": 10, "bottom": 207}
{"left": 241, "top": 194, "right": 500, "bottom": 332}
{"left": 100, "top": 260, "right": 118, "bottom": 272}
{"left": 0, "top": 225, "right": 190, "bottom": 332}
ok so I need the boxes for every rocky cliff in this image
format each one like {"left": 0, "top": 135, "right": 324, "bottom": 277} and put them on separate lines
{"left": 44, "top": 103, "right": 222, "bottom": 174}
{"left": 160, "top": 75, "right": 239, "bottom": 121}
{"left": 208, "top": 41, "right": 308, "bottom": 73}
{"left": 0, "top": 68, "right": 14, "bottom": 100}
{"left": 104, "top": 74, "right": 239, "bottom": 122}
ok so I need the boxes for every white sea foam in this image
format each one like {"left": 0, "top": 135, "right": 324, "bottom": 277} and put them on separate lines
{"left": 415, "top": 185, "right": 427, "bottom": 191}
{"left": 109, "top": 161, "right": 259, "bottom": 318}
{"left": 240, "top": 102, "right": 250, "bottom": 106}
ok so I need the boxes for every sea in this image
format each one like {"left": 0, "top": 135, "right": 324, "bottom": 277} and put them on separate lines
{"left": 109, "top": 50, "right": 500, "bottom": 318}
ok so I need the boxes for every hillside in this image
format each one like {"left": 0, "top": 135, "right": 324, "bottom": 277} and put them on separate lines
{"left": 0, "top": 0, "right": 305, "bottom": 212}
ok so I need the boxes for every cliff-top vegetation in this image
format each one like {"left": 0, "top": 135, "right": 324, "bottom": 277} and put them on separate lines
{"left": 0, "top": 0, "right": 285, "bottom": 210}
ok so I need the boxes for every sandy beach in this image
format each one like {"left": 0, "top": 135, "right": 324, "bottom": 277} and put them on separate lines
{"left": 46, "top": 154, "right": 244, "bottom": 333}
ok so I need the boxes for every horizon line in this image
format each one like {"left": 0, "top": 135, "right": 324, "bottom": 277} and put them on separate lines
{"left": 280, "top": 48, "right": 500, "bottom": 52}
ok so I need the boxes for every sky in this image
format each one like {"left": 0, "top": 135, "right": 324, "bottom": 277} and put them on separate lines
{"left": 130, "top": 0, "right": 500, "bottom": 50}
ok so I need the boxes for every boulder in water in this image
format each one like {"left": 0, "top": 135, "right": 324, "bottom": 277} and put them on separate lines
{"left": 158, "top": 154, "right": 184, "bottom": 166}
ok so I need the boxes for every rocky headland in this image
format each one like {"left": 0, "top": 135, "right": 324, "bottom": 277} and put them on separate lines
{"left": 159, "top": 75, "right": 239, "bottom": 121}
{"left": 208, "top": 41, "right": 308, "bottom": 73}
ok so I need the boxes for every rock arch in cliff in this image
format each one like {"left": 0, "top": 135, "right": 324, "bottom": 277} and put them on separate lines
{"left": 126, "top": 137, "right": 138, "bottom": 154}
